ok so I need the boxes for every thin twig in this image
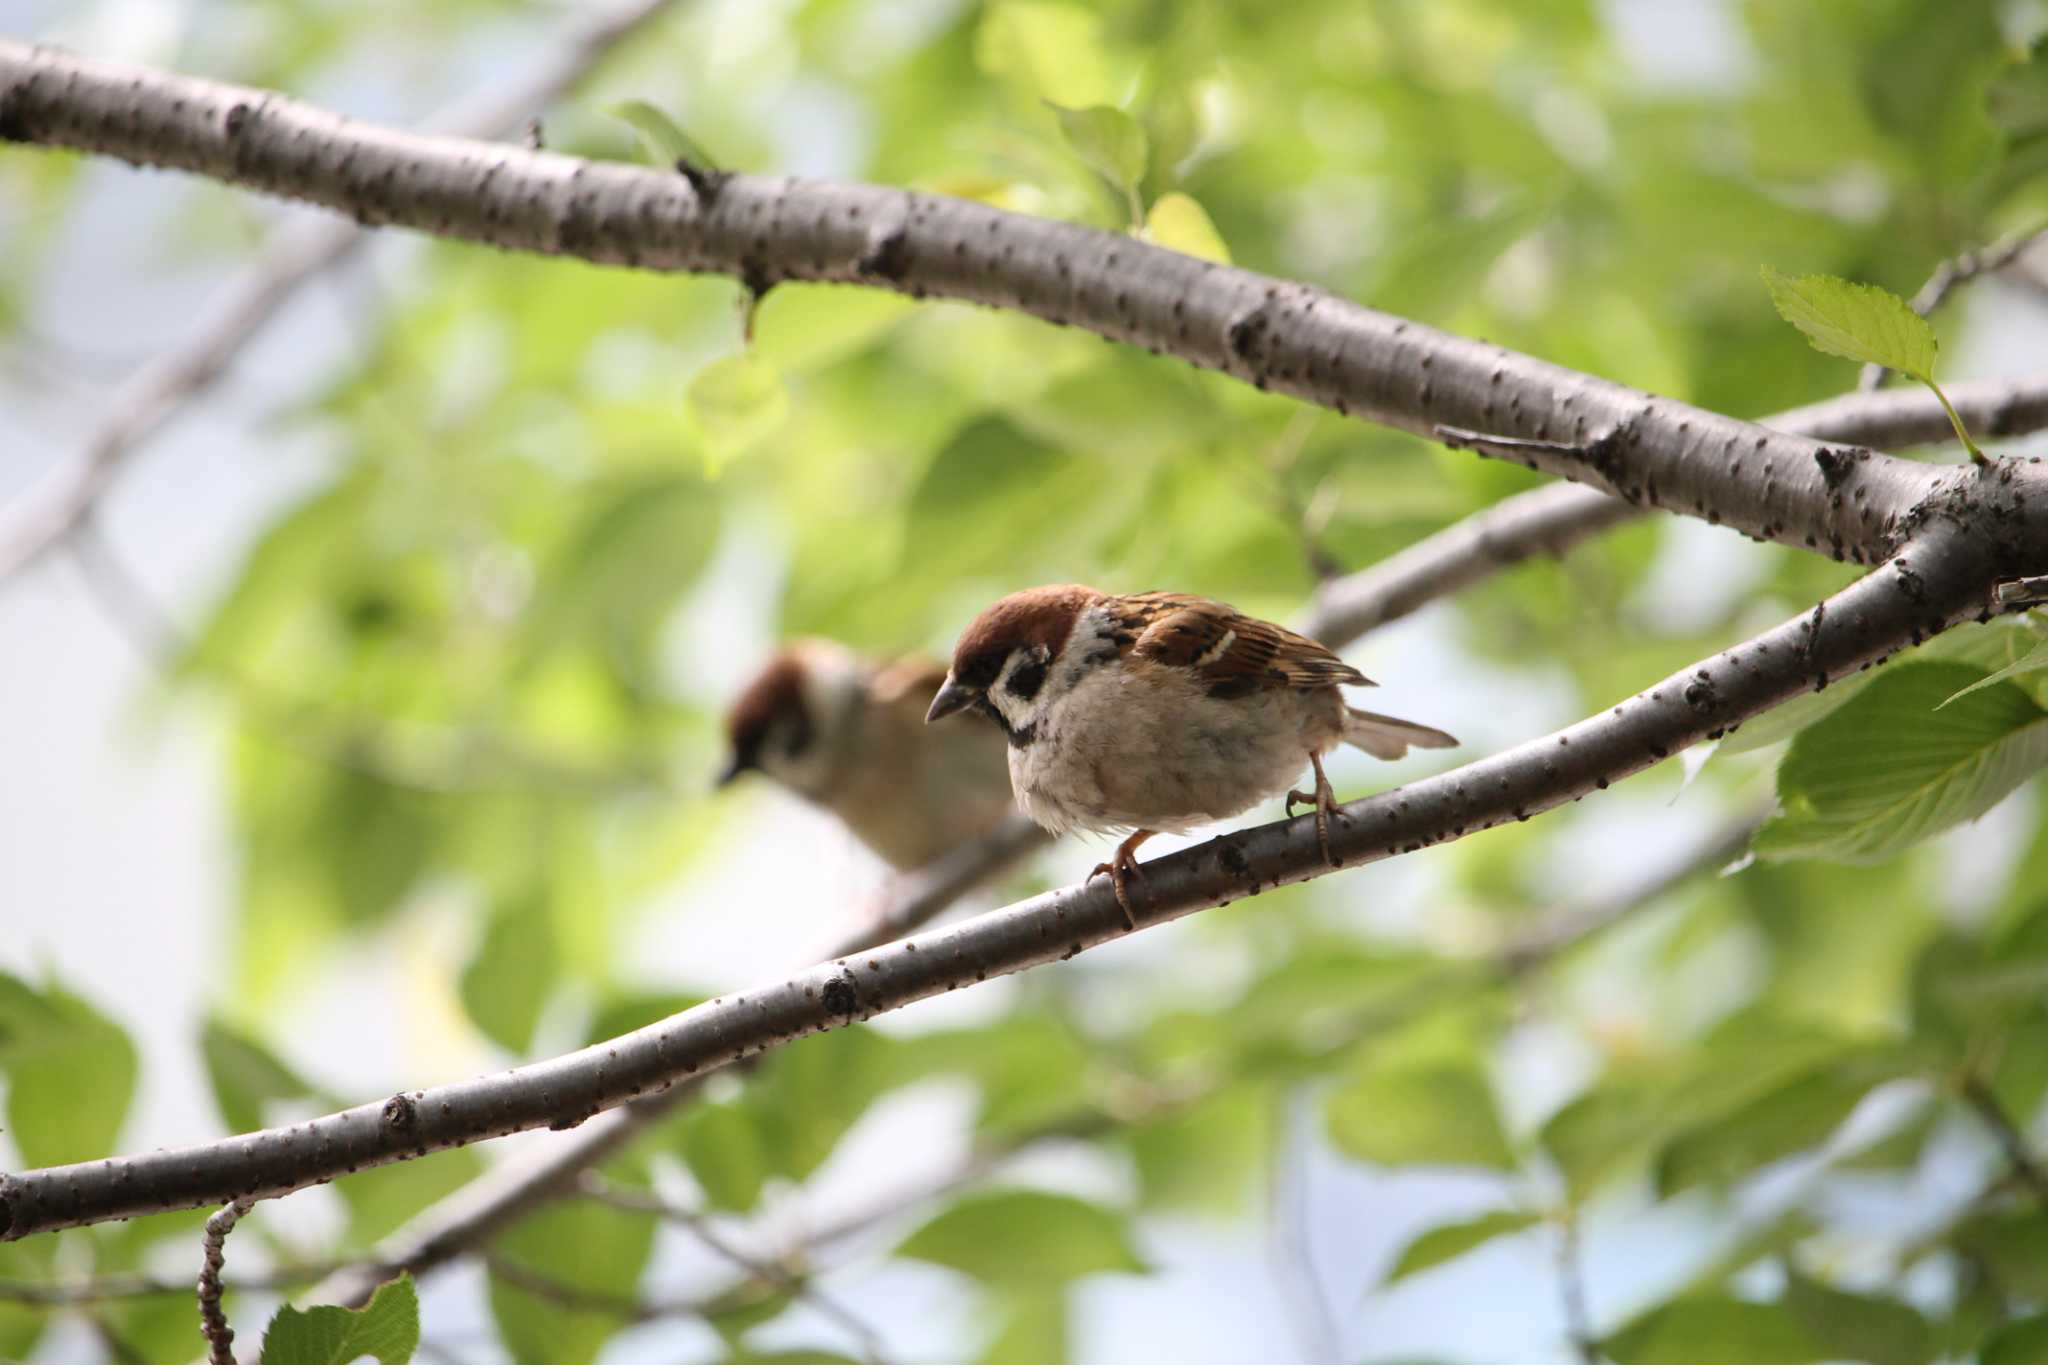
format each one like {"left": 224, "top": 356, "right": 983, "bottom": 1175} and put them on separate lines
{"left": 1959, "top": 1073, "right": 2048, "bottom": 1204}
{"left": 1556, "top": 1209, "right": 1600, "bottom": 1365}
{"left": 1862, "top": 223, "right": 2048, "bottom": 390}
{"left": 0, "top": 0, "right": 692, "bottom": 585}
{"left": 0, "top": 1259, "right": 348, "bottom": 1305}
{"left": 197, "top": 1198, "right": 256, "bottom": 1365}
{"left": 579, "top": 1174, "right": 893, "bottom": 1365}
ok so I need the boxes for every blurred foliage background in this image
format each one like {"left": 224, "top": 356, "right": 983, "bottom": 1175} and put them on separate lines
{"left": 6, "top": 0, "right": 2048, "bottom": 1362}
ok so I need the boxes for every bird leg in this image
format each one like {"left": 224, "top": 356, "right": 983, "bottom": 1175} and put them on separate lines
{"left": 1286, "top": 750, "right": 1341, "bottom": 867}
{"left": 1087, "top": 830, "right": 1156, "bottom": 929}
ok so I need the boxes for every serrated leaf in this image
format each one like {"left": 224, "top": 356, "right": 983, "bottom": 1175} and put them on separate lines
{"left": 0, "top": 973, "right": 138, "bottom": 1167}
{"left": 1941, "top": 640, "right": 2048, "bottom": 708}
{"left": 606, "top": 99, "right": 721, "bottom": 171}
{"left": 1048, "top": 102, "right": 1148, "bottom": 208}
{"left": 896, "top": 1190, "right": 1146, "bottom": 1286}
{"left": 1325, "top": 1060, "right": 1516, "bottom": 1170}
{"left": 259, "top": 1274, "right": 419, "bottom": 1365}
{"left": 1142, "top": 192, "right": 1231, "bottom": 263}
{"left": 686, "top": 352, "right": 789, "bottom": 474}
{"left": 1761, "top": 266, "right": 1937, "bottom": 379}
{"left": 1756, "top": 663, "right": 2048, "bottom": 863}
{"left": 1381, "top": 1210, "right": 1541, "bottom": 1286}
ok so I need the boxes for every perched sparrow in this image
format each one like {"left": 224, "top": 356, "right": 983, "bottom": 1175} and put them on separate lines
{"left": 721, "top": 640, "right": 1015, "bottom": 872}
{"left": 925, "top": 585, "right": 1457, "bottom": 922}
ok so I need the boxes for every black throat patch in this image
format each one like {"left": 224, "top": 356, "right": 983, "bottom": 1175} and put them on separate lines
{"left": 975, "top": 694, "right": 1038, "bottom": 748}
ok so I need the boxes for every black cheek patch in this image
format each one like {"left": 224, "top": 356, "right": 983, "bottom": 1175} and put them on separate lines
{"left": 1005, "top": 656, "right": 1049, "bottom": 701}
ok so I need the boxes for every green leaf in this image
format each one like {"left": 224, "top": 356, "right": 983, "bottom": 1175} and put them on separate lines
{"left": 896, "top": 1190, "right": 1146, "bottom": 1286}
{"left": 606, "top": 99, "right": 721, "bottom": 171}
{"left": 1756, "top": 663, "right": 2048, "bottom": 862}
{"left": 1542, "top": 1014, "right": 1865, "bottom": 1197}
{"left": 1324, "top": 1060, "right": 1516, "bottom": 1170}
{"left": 1129, "top": 1081, "right": 1269, "bottom": 1213}
{"left": 1760, "top": 266, "right": 1937, "bottom": 379}
{"left": 974, "top": 2, "right": 1116, "bottom": 107}
{"left": 1783, "top": 1273, "right": 1933, "bottom": 1365}
{"left": 334, "top": 1147, "right": 484, "bottom": 1247}
{"left": 201, "top": 1017, "right": 323, "bottom": 1135}
{"left": 1382, "top": 1211, "right": 1541, "bottom": 1286}
{"left": 753, "top": 1024, "right": 900, "bottom": 1181}
{"left": 459, "top": 892, "right": 559, "bottom": 1053}
{"left": 1604, "top": 1296, "right": 1821, "bottom": 1365}
{"left": 681, "top": 1097, "right": 773, "bottom": 1212}
{"left": 686, "top": 352, "right": 790, "bottom": 474}
{"left": 259, "top": 1274, "right": 419, "bottom": 1365}
{"left": 978, "top": 1289, "right": 1068, "bottom": 1365}
{"left": 1654, "top": 1044, "right": 1920, "bottom": 1195}
{"left": 0, "top": 973, "right": 137, "bottom": 1166}
{"left": 1142, "top": 192, "right": 1231, "bottom": 264}
{"left": 1048, "top": 102, "right": 1148, "bottom": 214}
{"left": 1941, "top": 640, "right": 2048, "bottom": 708}
{"left": 1983, "top": 1313, "right": 2048, "bottom": 1365}
{"left": 488, "top": 1199, "right": 656, "bottom": 1365}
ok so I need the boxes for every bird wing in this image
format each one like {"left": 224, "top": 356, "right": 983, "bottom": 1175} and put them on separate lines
{"left": 1117, "top": 592, "right": 1372, "bottom": 699}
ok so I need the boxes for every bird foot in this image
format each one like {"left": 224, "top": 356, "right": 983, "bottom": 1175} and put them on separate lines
{"left": 1286, "top": 753, "right": 1341, "bottom": 867}
{"left": 1087, "top": 830, "right": 1155, "bottom": 929}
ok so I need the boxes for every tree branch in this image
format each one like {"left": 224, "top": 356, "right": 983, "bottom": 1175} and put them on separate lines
{"left": 578, "top": 1174, "right": 892, "bottom": 1365}
{"left": 0, "top": 517, "right": 2009, "bottom": 1243}
{"left": 0, "top": 0, "right": 689, "bottom": 583}
{"left": 308, "top": 814, "right": 1047, "bottom": 1307}
{"left": 197, "top": 1198, "right": 255, "bottom": 1365}
{"left": 0, "top": 41, "right": 1972, "bottom": 564}
{"left": 1860, "top": 223, "right": 2048, "bottom": 391}
{"left": 1301, "top": 371, "right": 2048, "bottom": 644}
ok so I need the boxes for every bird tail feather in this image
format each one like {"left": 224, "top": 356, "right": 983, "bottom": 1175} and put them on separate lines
{"left": 1342, "top": 707, "right": 1459, "bottom": 760}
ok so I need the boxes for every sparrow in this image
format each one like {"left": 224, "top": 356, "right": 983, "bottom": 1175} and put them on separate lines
{"left": 924, "top": 585, "right": 1457, "bottom": 923}
{"left": 721, "top": 639, "right": 1016, "bottom": 872}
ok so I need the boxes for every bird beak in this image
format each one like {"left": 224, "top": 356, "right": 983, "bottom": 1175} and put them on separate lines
{"left": 715, "top": 752, "right": 754, "bottom": 787}
{"left": 925, "top": 676, "right": 975, "bottom": 724}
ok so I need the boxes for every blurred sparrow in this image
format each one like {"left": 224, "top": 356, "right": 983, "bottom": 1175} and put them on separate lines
{"left": 925, "top": 585, "right": 1456, "bottom": 923}
{"left": 721, "top": 640, "right": 1016, "bottom": 872}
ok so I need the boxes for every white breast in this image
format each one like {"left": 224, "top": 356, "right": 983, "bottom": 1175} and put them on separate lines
{"left": 1005, "top": 607, "right": 1343, "bottom": 838}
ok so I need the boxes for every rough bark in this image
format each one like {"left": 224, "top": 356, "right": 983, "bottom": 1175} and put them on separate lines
{"left": 0, "top": 40, "right": 1965, "bottom": 566}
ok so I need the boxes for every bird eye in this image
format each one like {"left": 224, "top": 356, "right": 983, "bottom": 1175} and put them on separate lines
{"left": 1004, "top": 654, "right": 1048, "bottom": 701}
{"left": 959, "top": 650, "right": 1004, "bottom": 690}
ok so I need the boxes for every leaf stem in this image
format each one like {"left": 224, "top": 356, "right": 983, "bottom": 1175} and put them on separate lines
{"left": 1922, "top": 375, "right": 1989, "bottom": 465}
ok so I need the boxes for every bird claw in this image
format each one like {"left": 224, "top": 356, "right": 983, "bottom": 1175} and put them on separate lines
{"left": 1087, "top": 831, "right": 1154, "bottom": 929}
{"left": 1290, "top": 754, "right": 1341, "bottom": 868}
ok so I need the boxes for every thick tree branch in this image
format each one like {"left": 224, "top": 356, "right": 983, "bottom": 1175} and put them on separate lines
{"left": 0, "top": 41, "right": 1969, "bottom": 564}
{"left": 0, "top": 0, "right": 687, "bottom": 583}
{"left": 0, "top": 519, "right": 2013, "bottom": 1243}
{"left": 1302, "top": 371, "right": 2048, "bottom": 644}
{"left": 308, "top": 814, "right": 1047, "bottom": 1307}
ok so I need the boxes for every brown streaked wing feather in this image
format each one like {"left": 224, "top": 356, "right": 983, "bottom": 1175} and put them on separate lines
{"left": 1117, "top": 592, "right": 1371, "bottom": 699}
